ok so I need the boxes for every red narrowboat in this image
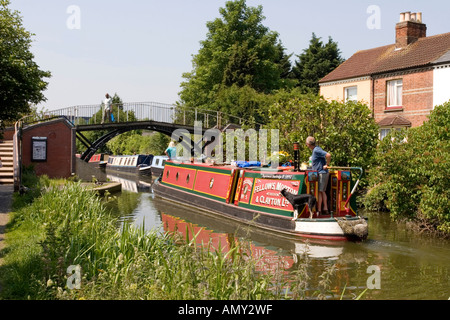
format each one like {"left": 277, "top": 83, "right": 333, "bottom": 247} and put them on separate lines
{"left": 152, "top": 161, "right": 367, "bottom": 242}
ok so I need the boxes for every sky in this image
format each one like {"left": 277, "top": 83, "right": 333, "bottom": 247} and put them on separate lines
{"left": 8, "top": 0, "right": 450, "bottom": 111}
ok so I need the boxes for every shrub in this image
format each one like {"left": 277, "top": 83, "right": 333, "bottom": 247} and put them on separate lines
{"left": 363, "top": 102, "right": 450, "bottom": 235}
{"left": 267, "top": 93, "right": 379, "bottom": 169}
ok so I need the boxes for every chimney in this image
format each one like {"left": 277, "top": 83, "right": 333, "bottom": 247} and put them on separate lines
{"left": 396, "top": 12, "right": 427, "bottom": 49}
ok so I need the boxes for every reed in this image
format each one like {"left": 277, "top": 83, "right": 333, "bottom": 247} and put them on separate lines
{"left": 1, "top": 178, "right": 279, "bottom": 300}
{"left": 0, "top": 172, "right": 365, "bottom": 300}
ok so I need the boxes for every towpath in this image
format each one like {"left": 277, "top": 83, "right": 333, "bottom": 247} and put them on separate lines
{"left": 0, "top": 184, "right": 13, "bottom": 293}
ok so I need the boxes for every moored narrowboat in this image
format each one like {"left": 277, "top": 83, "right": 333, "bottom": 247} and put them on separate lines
{"left": 152, "top": 161, "right": 368, "bottom": 242}
{"left": 87, "top": 153, "right": 109, "bottom": 168}
{"left": 106, "top": 154, "right": 154, "bottom": 175}
{"left": 150, "top": 155, "right": 169, "bottom": 177}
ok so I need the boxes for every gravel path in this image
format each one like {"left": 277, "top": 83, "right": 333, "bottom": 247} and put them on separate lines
{"left": 0, "top": 185, "right": 13, "bottom": 294}
{"left": 0, "top": 185, "right": 13, "bottom": 265}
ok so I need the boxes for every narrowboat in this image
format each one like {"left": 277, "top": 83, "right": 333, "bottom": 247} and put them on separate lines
{"left": 150, "top": 155, "right": 169, "bottom": 177}
{"left": 87, "top": 153, "right": 109, "bottom": 168}
{"left": 106, "top": 154, "right": 154, "bottom": 176}
{"left": 152, "top": 161, "right": 368, "bottom": 242}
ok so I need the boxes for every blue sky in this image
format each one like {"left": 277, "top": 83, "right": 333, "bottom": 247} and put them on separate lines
{"left": 9, "top": 0, "right": 450, "bottom": 111}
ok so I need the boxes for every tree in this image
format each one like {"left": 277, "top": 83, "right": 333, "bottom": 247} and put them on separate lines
{"left": 363, "top": 102, "right": 450, "bottom": 235}
{"left": 292, "top": 33, "right": 344, "bottom": 94}
{"left": 0, "top": 0, "right": 51, "bottom": 123}
{"left": 267, "top": 91, "right": 379, "bottom": 169}
{"left": 178, "top": 0, "right": 293, "bottom": 117}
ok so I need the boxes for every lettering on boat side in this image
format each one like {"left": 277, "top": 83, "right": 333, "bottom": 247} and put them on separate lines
{"left": 253, "top": 181, "right": 297, "bottom": 194}
{"left": 177, "top": 304, "right": 273, "bottom": 317}
{"left": 260, "top": 174, "right": 294, "bottom": 180}
{"left": 250, "top": 179, "right": 299, "bottom": 210}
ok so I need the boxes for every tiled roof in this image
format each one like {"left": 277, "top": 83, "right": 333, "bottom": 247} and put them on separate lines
{"left": 377, "top": 115, "right": 412, "bottom": 127}
{"left": 320, "top": 32, "right": 450, "bottom": 83}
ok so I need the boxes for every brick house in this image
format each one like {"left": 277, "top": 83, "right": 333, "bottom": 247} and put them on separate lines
{"left": 319, "top": 12, "right": 450, "bottom": 138}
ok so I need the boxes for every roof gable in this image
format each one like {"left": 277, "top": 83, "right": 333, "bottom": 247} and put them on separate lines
{"left": 377, "top": 115, "right": 412, "bottom": 127}
{"left": 320, "top": 32, "right": 450, "bottom": 83}
{"left": 434, "top": 49, "right": 450, "bottom": 64}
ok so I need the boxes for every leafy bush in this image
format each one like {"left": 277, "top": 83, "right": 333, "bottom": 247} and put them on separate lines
{"left": 363, "top": 102, "right": 450, "bottom": 235}
{"left": 267, "top": 92, "right": 379, "bottom": 168}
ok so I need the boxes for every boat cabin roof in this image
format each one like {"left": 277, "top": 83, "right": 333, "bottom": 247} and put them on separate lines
{"left": 168, "top": 160, "right": 301, "bottom": 174}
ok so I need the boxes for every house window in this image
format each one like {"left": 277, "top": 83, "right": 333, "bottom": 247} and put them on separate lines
{"left": 387, "top": 79, "right": 403, "bottom": 108}
{"left": 380, "top": 128, "right": 391, "bottom": 140}
{"left": 344, "top": 86, "right": 358, "bottom": 102}
{"left": 379, "top": 127, "right": 404, "bottom": 140}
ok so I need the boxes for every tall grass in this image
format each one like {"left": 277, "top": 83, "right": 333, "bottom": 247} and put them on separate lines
{"left": 1, "top": 179, "right": 282, "bottom": 300}
{"left": 0, "top": 173, "right": 360, "bottom": 300}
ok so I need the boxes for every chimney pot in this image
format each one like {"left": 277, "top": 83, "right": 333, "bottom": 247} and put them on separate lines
{"left": 405, "top": 11, "right": 411, "bottom": 21}
{"left": 417, "top": 12, "right": 422, "bottom": 22}
{"left": 395, "top": 11, "right": 427, "bottom": 48}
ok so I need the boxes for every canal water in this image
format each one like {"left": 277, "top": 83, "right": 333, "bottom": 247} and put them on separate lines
{"left": 104, "top": 172, "right": 450, "bottom": 300}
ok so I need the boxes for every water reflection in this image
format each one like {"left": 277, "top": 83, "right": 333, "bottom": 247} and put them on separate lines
{"left": 104, "top": 173, "right": 161, "bottom": 231}
{"left": 104, "top": 173, "right": 450, "bottom": 300}
{"left": 154, "top": 197, "right": 354, "bottom": 261}
{"left": 107, "top": 174, "right": 152, "bottom": 193}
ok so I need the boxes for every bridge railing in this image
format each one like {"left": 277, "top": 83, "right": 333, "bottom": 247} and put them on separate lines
{"left": 42, "top": 102, "right": 176, "bottom": 125}
{"left": 171, "top": 107, "right": 263, "bottom": 129}
{"left": 28, "top": 101, "right": 261, "bottom": 128}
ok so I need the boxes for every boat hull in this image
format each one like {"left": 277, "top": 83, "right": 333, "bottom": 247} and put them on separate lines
{"left": 107, "top": 166, "right": 148, "bottom": 175}
{"left": 153, "top": 179, "right": 362, "bottom": 241}
{"left": 150, "top": 155, "right": 168, "bottom": 177}
{"left": 152, "top": 161, "right": 367, "bottom": 242}
{"left": 150, "top": 166, "right": 164, "bottom": 177}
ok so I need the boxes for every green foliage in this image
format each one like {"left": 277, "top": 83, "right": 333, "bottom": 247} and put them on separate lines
{"left": 363, "top": 102, "right": 450, "bottom": 235}
{"left": 106, "top": 132, "right": 169, "bottom": 156}
{"left": 176, "top": 1, "right": 346, "bottom": 128}
{"left": 212, "top": 84, "right": 270, "bottom": 125}
{"left": 267, "top": 91, "right": 379, "bottom": 168}
{"left": 292, "top": 33, "right": 345, "bottom": 94}
{"left": 0, "top": 0, "right": 51, "bottom": 122}
{"left": 179, "top": 0, "right": 294, "bottom": 115}
{"left": 0, "top": 179, "right": 283, "bottom": 300}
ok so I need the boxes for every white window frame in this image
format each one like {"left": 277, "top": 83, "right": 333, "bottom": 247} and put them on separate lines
{"left": 379, "top": 127, "right": 406, "bottom": 140}
{"left": 386, "top": 79, "right": 403, "bottom": 108}
{"left": 344, "top": 86, "right": 358, "bottom": 102}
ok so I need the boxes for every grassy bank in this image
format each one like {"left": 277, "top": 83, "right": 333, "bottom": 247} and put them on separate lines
{"left": 1, "top": 174, "right": 329, "bottom": 300}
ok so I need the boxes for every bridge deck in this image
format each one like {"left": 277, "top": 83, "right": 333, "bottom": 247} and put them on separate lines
{"left": 76, "top": 120, "right": 207, "bottom": 134}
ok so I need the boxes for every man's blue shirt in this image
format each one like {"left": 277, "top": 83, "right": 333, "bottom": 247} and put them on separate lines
{"left": 311, "top": 146, "right": 328, "bottom": 173}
